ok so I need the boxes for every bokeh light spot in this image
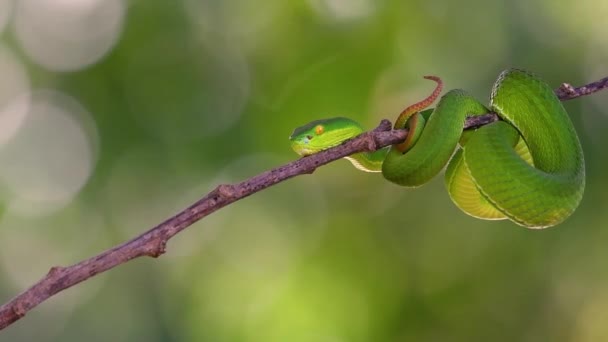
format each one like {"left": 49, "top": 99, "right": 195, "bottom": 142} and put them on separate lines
{"left": 184, "top": 0, "right": 288, "bottom": 41}
{"left": 243, "top": 269, "right": 370, "bottom": 342}
{"left": 574, "top": 291, "right": 608, "bottom": 341}
{"left": 0, "top": 0, "right": 12, "bottom": 35}
{"left": 167, "top": 151, "right": 328, "bottom": 273}
{"left": 125, "top": 34, "right": 250, "bottom": 141}
{"left": 13, "top": 0, "right": 125, "bottom": 71}
{"left": 0, "top": 44, "right": 30, "bottom": 148}
{"left": 0, "top": 205, "right": 108, "bottom": 341}
{"left": 309, "top": 0, "right": 376, "bottom": 21}
{"left": 102, "top": 143, "right": 213, "bottom": 239}
{"left": 0, "top": 90, "right": 99, "bottom": 216}
{"left": 516, "top": 0, "right": 608, "bottom": 52}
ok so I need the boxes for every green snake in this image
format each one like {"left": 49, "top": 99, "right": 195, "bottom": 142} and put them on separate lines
{"left": 290, "top": 69, "right": 585, "bottom": 228}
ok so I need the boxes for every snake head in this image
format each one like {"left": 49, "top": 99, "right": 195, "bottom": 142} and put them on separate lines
{"left": 289, "top": 117, "right": 364, "bottom": 156}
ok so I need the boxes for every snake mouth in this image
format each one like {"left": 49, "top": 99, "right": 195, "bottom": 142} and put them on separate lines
{"left": 291, "top": 142, "right": 315, "bottom": 156}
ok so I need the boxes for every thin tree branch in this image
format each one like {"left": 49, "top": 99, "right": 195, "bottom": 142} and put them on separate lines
{"left": 0, "top": 75, "right": 604, "bottom": 330}
{"left": 556, "top": 75, "right": 608, "bottom": 101}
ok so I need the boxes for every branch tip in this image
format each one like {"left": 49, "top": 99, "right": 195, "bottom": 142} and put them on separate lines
{"left": 374, "top": 119, "right": 392, "bottom": 132}
{"left": 559, "top": 83, "right": 576, "bottom": 95}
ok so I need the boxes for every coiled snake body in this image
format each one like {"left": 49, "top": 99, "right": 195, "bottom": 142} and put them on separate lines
{"left": 290, "top": 69, "right": 585, "bottom": 228}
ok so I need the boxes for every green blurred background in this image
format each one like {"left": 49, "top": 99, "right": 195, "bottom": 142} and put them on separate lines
{"left": 0, "top": 0, "right": 607, "bottom": 341}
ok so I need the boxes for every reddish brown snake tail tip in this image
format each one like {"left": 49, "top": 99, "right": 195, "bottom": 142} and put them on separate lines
{"left": 394, "top": 76, "right": 443, "bottom": 129}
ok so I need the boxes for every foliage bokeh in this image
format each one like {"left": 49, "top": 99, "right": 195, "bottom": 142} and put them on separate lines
{"left": 0, "top": 0, "right": 607, "bottom": 341}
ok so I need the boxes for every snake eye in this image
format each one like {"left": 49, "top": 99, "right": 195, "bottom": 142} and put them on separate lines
{"left": 314, "top": 125, "right": 324, "bottom": 135}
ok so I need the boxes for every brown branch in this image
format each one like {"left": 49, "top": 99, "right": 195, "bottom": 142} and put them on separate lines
{"left": 0, "top": 75, "right": 604, "bottom": 330}
{"left": 555, "top": 75, "right": 608, "bottom": 101}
